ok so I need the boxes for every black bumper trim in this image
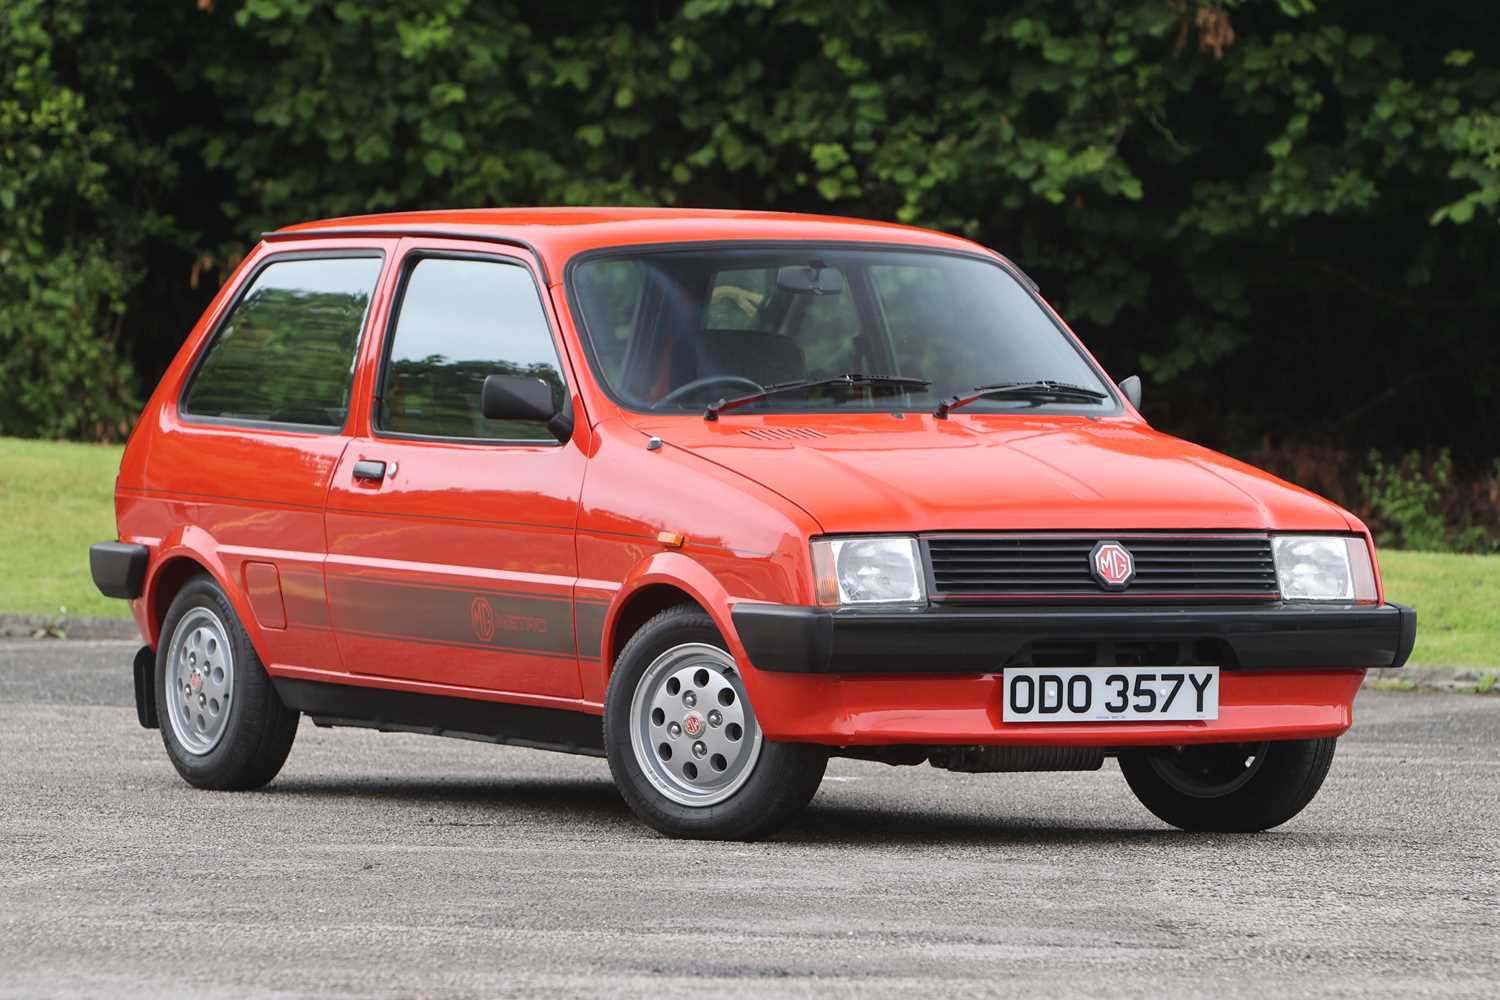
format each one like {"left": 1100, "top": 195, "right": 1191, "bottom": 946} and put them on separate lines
{"left": 89, "top": 541, "right": 149, "bottom": 600}
{"left": 731, "top": 602, "right": 1417, "bottom": 674}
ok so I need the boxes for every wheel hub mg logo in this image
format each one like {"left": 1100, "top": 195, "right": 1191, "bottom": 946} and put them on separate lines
{"left": 1091, "top": 540, "right": 1135, "bottom": 590}
{"left": 682, "top": 713, "right": 705, "bottom": 738}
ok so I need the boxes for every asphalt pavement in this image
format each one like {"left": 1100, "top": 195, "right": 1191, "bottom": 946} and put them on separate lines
{"left": 1, "top": 639, "right": 1496, "bottom": 999}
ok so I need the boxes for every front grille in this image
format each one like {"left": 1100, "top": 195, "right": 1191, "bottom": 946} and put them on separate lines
{"left": 924, "top": 533, "right": 1279, "bottom": 603}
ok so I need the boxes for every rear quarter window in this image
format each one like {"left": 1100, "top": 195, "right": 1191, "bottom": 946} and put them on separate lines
{"left": 181, "top": 255, "right": 383, "bottom": 430}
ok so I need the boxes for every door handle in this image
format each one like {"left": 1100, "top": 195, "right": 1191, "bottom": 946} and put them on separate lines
{"left": 352, "top": 460, "right": 387, "bottom": 483}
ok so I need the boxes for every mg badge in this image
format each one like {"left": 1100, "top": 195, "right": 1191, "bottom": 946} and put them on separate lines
{"left": 682, "top": 713, "right": 705, "bottom": 738}
{"left": 469, "top": 596, "right": 496, "bottom": 642}
{"left": 1091, "top": 540, "right": 1135, "bottom": 590}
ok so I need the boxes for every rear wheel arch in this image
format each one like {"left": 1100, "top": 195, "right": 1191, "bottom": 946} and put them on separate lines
{"left": 148, "top": 555, "right": 215, "bottom": 644}
{"left": 146, "top": 550, "right": 263, "bottom": 665}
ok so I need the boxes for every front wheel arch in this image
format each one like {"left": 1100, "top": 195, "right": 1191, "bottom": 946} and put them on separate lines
{"left": 605, "top": 583, "right": 703, "bottom": 675}
{"left": 599, "top": 551, "right": 745, "bottom": 681}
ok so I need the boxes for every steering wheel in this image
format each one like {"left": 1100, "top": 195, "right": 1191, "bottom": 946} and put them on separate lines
{"left": 651, "top": 375, "right": 764, "bottom": 410}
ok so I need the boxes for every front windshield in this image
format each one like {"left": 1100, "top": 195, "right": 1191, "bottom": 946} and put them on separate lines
{"left": 569, "top": 246, "right": 1117, "bottom": 415}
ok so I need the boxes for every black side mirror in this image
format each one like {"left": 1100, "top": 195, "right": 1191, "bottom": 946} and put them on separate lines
{"left": 1118, "top": 374, "right": 1142, "bottom": 411}
{"left": 481, "top": 374, "right": 573, "bottom": 442}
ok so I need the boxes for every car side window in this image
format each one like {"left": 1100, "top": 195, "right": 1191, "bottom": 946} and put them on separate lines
{"left": 377, "top": 257, "right": 566, "bottom": 442}
{"left": 181, "top": 256, "right": 382, "bottom": 429}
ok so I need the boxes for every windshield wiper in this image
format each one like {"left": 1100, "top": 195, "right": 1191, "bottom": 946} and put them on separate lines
{"left": 934, "top": 380, "right": 1109, "bottom": 419}
{"left": 704, "top": 373, "right": 931, "bottom": 421}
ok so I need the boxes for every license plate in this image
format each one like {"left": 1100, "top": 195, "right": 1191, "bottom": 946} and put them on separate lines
{"left": 1002, "top": 666, "right": 1219, "bottom": 722}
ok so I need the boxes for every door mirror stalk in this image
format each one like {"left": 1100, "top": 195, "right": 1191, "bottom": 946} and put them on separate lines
{"left": 481, "top": 374, "right": 572, "bottom": 443}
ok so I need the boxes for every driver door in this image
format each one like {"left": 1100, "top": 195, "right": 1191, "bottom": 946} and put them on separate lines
{"left": 324, "top": 239, "right": 589, "bottom": 699}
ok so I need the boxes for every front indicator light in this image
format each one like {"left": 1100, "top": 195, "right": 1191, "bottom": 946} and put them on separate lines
{"left": 811, "top": 536, "right": 926, "bottom": 607}
{"left": 1272, "top": 535, "right": 1377, "bottom": 603}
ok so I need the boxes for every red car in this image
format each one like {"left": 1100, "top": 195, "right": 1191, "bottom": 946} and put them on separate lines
{"left": 90, "top": 208, "right": 1414, "bottom": 839}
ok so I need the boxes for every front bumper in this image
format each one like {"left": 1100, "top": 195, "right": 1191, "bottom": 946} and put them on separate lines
{"left": 732, "top": 602, "right": 1416, "bottom": 675}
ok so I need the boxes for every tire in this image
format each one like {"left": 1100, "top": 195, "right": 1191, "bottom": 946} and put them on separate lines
{"left": 1118, "top": 737, "right": 1337, "bottom": 832}
{"left": 604, "top": 605, "right": 827, "bottom": 840}
{"left": 156, "top": 574, "right": 299, "bottom": 790}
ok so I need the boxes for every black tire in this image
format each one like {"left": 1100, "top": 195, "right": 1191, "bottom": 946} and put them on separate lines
{"left": 1118, "top": 738, "right": 1337, "bottom": 832}
{"left": 604, "top": 605, "right": 827, "bottom": 840}
{"left": 156, "top": 575, "right": 299, "bottom": 790}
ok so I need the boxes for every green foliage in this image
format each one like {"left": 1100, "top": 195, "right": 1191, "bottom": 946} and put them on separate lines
{"left": 0, "top": 0, "right": 1496, "bottom": 463}
{"left": 0, "top": 0, "right": 163, "bottom": 438}
{"left": 1360, "top": 449, "right": 1492, "bottom": 553}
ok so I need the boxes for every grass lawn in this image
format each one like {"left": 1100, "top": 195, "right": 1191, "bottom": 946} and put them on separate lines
{"left": 1378, "top": 550, "right": 1499, "bottom": 668}
{"left": 1, "top": 437, "right": 125, "bottom": 619}
{"left": 1, "top": 436, "right": 1495, "bottom": 667}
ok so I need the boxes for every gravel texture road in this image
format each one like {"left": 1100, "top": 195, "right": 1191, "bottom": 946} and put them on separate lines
{"left": 1, "top": 639, "right": 1496, "bottom": 999}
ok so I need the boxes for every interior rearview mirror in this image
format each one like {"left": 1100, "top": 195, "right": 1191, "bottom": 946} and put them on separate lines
{"left": 1118, "top": 374, "right": 1142, "bottom": 411}
{"left": 776, "top": 264, "right": 844, "bottom": 296}
{"left": 481, "top": 374, "right": 572, "bottom": 442}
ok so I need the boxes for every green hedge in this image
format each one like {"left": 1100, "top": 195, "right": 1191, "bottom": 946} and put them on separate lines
{"left": 2, "top": 1, "right": 1497, "bottom": 473}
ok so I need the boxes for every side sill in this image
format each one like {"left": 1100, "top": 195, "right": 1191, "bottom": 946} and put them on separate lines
{"left": 272, "top": 679, "right": 605, "bottom": 757}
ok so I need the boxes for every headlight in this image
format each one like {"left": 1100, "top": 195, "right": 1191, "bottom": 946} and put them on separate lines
{"left": 810, "top": 536, "right": 926, "bottom": 606}
{"left": 1272, "top": 535, "right": 1378, "bottom": 602}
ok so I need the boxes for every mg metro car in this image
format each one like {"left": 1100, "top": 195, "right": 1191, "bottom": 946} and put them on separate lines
{"left": 89, "top": 208, "right": 1415, "bottom": 839}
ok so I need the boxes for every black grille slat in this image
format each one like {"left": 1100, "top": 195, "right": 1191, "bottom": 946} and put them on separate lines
{"left": 932, "top": 576, "right": 1276, "bottom": 585}
{"left": 1134, "top": 570, "right": 1277, "bottom": 577}
{"left": 934, "top": 565, "right": 1275, "bottom": 573}
{"left": 928, "top": 553, "right": 1273, "bottom": 562}
{"left": 925, "top": 534, "right": 1278, "bottom": 602}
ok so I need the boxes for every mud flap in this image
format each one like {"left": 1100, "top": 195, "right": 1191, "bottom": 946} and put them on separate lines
{"left": 133, "top": 645, "right": 158, "bottom": 729}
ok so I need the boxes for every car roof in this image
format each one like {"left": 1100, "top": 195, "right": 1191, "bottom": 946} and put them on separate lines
{"left": 265, "top": 207, "right": 997, "bottom": 283}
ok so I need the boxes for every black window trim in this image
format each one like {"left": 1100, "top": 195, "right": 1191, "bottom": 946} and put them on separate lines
{"left": 176, "top": 248, "right": 387, "bottom": 436}
{"left": 561, "top": 239, "right": 1123, "bottom": 418}
{"left": 370, "top": 248, "right": 573, "bottom": 449}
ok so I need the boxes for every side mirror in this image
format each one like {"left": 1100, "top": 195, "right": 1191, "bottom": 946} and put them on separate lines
{"left": 1118, "top": 374, "right": 1142, "bottom": 411}
{"left": 481, "top": 374, "right": 573, "bottom": 442}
